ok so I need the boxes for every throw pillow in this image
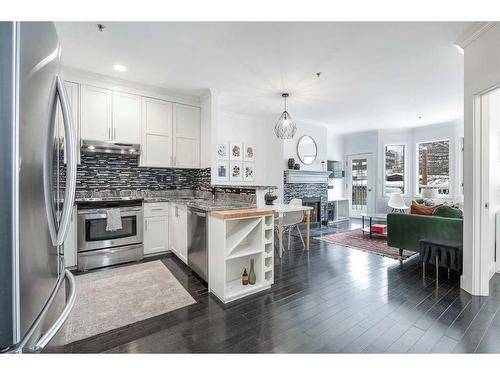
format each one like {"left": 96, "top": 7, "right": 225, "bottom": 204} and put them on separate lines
{"left": 411, "top": 200, "right": 441, "bottom": 216}
{"left": 432, "top": 205, "right": 463, "bottom": 219}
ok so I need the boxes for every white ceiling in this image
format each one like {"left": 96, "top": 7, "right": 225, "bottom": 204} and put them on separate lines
{"left": 55, "top": 22, "right": 470, "bottom": 133}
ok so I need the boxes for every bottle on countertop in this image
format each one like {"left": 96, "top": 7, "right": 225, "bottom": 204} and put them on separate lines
{"left": 242, "top": 268, "right": 249, "bottom": 285}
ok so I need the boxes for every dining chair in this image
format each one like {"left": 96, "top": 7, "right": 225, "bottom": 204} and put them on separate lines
{"left": 283, "top": 198, "right": 306, "bottom": 250}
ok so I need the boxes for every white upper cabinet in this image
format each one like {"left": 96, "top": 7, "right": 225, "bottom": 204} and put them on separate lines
{"left": 80, "top": 84, "right": 112, "bottom": 142}
{"left": 113, "top": 91, "right": 141, "bottom": 144}
{"left": 173, "top": 103, "right": 201, "bottom": 168}
{"left": 76, "top": 80, "right": 201, "bottom": 168}
{"left": 141, "top": 97, "right": 173, "bottom": 167}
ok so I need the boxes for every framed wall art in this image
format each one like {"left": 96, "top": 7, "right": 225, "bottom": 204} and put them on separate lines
{"left": 217, "top": 142, "right": 229, "bottom": 160}
{"left": 216, "top": 162, "right": 229, "bottom": 181}
{"left": 243, "top": 163, "right": 255, "bottom": 182}
{"left": 230, "top": 161, "right": 243, "bottom": 181}
{"left": 243, "top": 144, "right": 255, "bottom": 162}
{"left": 230, "top": 142, "right": 243, "bottom": 161}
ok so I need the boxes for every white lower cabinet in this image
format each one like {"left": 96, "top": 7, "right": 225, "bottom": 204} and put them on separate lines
{"left": 63, "top": 206, "right": 77, "bottom": 269}
{"left": 143, "top": 203, "right": 169, "bottom": 256}
{"left": 169, "top": 203, "right": 188, "bottom": 264}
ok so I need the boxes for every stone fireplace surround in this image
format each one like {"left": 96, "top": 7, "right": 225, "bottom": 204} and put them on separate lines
{"left": 283, "top": 172, "right": 328, "bottom": 225}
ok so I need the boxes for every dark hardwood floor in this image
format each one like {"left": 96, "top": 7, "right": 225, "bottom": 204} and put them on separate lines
{"left": 63, "top": 223, "right": 500, "bottom": 353}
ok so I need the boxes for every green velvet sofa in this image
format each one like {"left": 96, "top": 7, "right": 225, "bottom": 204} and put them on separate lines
{"left": 387, "top": 213, "right": 463, "bottom": 257}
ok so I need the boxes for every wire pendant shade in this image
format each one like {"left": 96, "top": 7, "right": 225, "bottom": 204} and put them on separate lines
{"left": 274, "top": 93, "right": 297, "bottom": 139}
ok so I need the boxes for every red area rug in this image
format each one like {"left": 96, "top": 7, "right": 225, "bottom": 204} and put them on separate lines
{"left": 318, "top": 228, "right": 416, "bottom": 260}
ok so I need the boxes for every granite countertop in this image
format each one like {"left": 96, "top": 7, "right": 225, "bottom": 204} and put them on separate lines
{"left": 144, "top": 197, "right": 256, "bottom": 211}
{"left": 75, "top": 189, "right": 256, "bottom": 211}
{"left": 75, "top": 196, "right": 255, "bottom": 212}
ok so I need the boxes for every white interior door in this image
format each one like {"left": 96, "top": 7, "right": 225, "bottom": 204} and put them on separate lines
{"left": 346, "top": 153, "right": 375, "bottom": 217}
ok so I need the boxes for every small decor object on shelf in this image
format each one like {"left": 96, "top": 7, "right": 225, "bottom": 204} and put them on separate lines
{"left": 264, "top": 188, "right": 278, "bottom": 205}
{"left": 217, "top": 162, "right": 229, "bottom": 181}
{"left": 294, "top": 163, "right": 300, "bottom": 170}
{"left": 244, "top": 144, "right": 255, "bottom": 162}
{"left": 248, "top": 259, "right": 256, "bottom": 285}
{"left": 288, "top": 158, "right": 295, "bottom": 169}
{"left": 230, "top": 162, "right": 243, "bottom": 181}
{"left": 242, "top": 268, "right": 249, "bottom": 285}
{"left": 243, "top": 163, "right": 255, "bottom": 182}
{"left": 217, "top": 142, "right": 229, "bottom": 160}
{"left": 230, "top": 142, "right": 243, "bottom": 161}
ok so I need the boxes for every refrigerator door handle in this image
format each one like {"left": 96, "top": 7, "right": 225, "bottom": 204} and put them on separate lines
{"left": 55, "top": 76, "right": 77, "bottom": 246}
{"left": 1, "top": 268, "right": 76, "bottom": 354}
{"left": 43, "top": 76, "right": 76, "bottom": 246}
{"left": 32, "top": 269, "right": 77, "bottom": 352}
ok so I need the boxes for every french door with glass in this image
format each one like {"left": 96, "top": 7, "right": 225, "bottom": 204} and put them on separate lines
{"left": 346, "top": 153, "right": 375, "bottom": 217}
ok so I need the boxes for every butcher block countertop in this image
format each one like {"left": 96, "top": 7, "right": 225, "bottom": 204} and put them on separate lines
{"left": 210, "top": 208, "right": 275, "bottom": 219}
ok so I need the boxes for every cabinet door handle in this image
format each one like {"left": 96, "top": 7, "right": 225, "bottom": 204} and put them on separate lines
{"left": 108, "top": 128, "right": 111, "bottom": 140}
{"left": 113, "top": 128, "right": 116, "bottom": 141}
{"left": 173, "top": 156, "right": 176, "bottom": 166}
{"left": 145, "top": 220, "right": 147, "bottom": 232}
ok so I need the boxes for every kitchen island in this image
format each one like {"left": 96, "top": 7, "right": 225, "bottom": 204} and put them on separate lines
{"left": 208, "top": 208, "right": 275, "bottom": 303}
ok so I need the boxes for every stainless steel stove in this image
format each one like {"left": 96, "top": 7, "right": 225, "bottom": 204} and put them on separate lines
{"left": 77, "top": 198, "right": 143, "bottom": 271}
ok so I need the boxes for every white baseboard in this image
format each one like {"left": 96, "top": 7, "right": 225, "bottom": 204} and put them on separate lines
{"left": 489, "top": 262, "right": 497, "bottom": 279}
{"left": 460, "top": 275, "right": 472, "bottom": 294}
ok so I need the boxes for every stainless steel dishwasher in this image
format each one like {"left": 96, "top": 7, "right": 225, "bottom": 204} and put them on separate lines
{"left": 187, "top": 207, "right": 208, "bottom": 282}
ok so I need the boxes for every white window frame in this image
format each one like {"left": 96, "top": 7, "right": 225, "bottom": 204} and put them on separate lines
{"left": 415, "top": 138, "right": 451, "bottom": 198}
{"left": 383, "top": 143, "right": 408, "bottom": 197}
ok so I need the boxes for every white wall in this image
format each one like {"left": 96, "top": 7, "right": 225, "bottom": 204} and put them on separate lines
{"left": 283, "top": 121, "right": 328, "bottom": 171}
{"left": 463, "top": 23, "right": 500, "bottom": 296}
{"left": 327, "top": 129, "right": 346, "bottom": 200}
{"left": 211, "top": 105, "right": 284, "bottom": 198}
{"left": 343, "top": 122, "right": 463, "bottom": 215}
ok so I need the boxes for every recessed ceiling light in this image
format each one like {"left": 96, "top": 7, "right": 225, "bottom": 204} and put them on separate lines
{"left": 113, "top": 64, "right": 127, "bottom": 72}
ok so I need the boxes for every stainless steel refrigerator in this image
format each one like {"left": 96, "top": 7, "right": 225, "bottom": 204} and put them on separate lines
{"left": 0, "top": 21, "right": 77, "bottom": 353}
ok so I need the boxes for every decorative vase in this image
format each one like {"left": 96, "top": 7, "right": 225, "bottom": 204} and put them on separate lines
{"left": 248, "top": 259, "right": 256, "bottom": 285}
{"left": 288, "top": 158, "right": 295, "bottom": 169}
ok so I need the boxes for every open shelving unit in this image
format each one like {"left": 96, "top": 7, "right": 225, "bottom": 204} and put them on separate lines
{"left": 209, "top": 212, "right": 274, "bottom": 304}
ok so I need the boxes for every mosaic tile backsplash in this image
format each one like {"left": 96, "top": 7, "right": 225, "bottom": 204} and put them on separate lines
{"left": 61, "top": 153, "right": 258, "bottom": 196}
{"left": 70, "top": 153, "right": 203, "bottom": 192}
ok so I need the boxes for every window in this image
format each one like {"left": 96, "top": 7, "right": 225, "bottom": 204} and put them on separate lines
{"left": 417, "top": 140, "right": 450, "bottom": 195}
{"left": 384, "top": 145, "right": 406, "bottom": 195}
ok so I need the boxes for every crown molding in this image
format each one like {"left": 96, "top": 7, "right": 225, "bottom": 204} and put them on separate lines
{"left": 455, "top": 22, "right": 497, "bottom": 49}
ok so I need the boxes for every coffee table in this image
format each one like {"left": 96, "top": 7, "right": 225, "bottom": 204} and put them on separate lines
{"left": 361, "top": 213, "right": 388, "bottom": 238}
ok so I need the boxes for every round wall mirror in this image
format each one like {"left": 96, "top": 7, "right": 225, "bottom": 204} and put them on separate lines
{"left": 297, "top": 135, "right": 317, "bottom": 165}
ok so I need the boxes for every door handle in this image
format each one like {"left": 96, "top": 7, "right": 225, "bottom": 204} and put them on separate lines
{"left": 55, "top": 77, "right": 77, "bottom": 246}
{"left": 31, "top": 270, "right": 77, "bottom": 352}
{"left": 43, "top": 76, "right": 77, "bottom": 246}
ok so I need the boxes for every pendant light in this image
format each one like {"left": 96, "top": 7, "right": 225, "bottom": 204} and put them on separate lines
{"left": 274, "top": 93, "right": 297, "bottom": 139}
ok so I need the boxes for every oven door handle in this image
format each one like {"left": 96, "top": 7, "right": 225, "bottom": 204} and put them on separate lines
{"left": 80, "top": 248, "right": 136, "bottom": 256}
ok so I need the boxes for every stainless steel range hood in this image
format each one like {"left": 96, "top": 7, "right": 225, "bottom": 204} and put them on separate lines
{"left": 81, "top": 139, "right": 141, "bottom": 155}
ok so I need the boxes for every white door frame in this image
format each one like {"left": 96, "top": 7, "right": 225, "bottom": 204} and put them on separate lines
{"left": 466, "top": 85, "right": 500, "bottom": 296}
{"left": 345, "top": 152, "right": 376, "bottom": 217}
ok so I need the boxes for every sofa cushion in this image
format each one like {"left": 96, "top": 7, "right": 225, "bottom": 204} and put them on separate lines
{"left": 411, "top": 201, "right": 441, "bottom": 216}
{"left": 433, "top": 205, "right": 463, "bottom": 219}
